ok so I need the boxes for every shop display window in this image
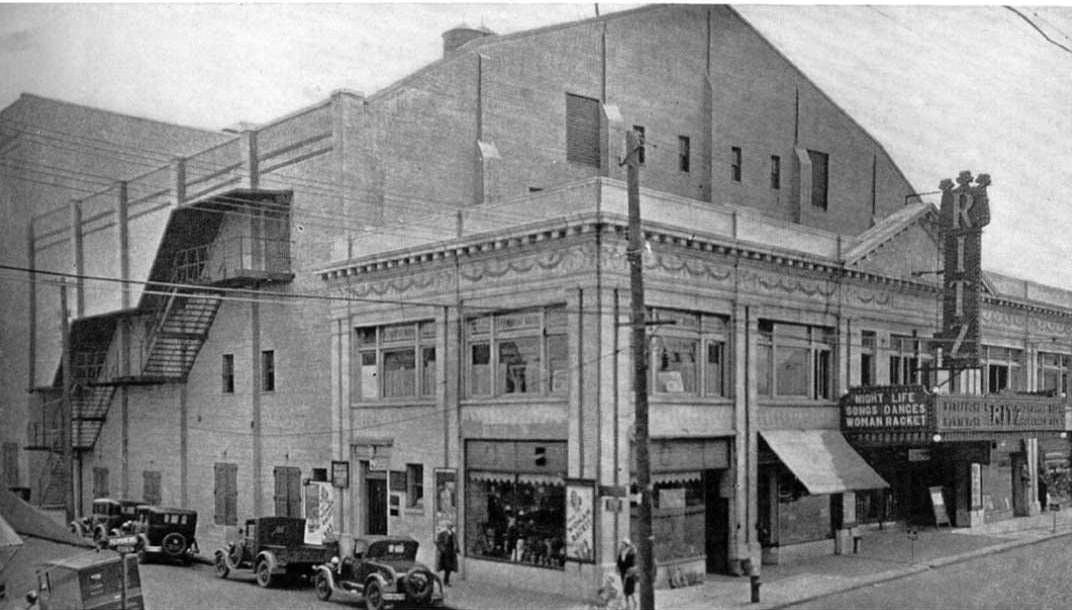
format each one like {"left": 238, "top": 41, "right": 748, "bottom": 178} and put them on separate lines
{"left": 630, "top": 477, "right": 705, "bottom": 562}
{"left": 465, "top": 474, "right": 566, "bottom": 569}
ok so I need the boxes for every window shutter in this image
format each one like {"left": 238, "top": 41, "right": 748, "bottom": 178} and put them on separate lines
{"left": 226, "top": 464, "right": 238, "bottom": 525}
{"left": 287, "top": 468, "right": 302, "bottom": 518}
{"left": 566, "top": 93, "right": 601, "bottom": 168}
{"left": 274, "top": 467, "right": 287, "bottom": 516}
{"left": 214, "top": 463, "right": 226, "bottom": 525}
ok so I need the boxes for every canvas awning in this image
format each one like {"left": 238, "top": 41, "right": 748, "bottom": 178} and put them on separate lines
{"left": 760, "top": 430, "right": 888, "bottom": 495}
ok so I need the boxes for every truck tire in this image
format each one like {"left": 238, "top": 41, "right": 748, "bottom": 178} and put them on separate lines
{"left": 214, "top": 552, "right": 230, "bottom": 579}
{"left": 256, "top": 559, "right": 274, "bottom": 588}
{"left": 314, "top": 572, "right": 332, "bottom": 601}
{"left": 365, "top": 579, "right": 385, "bottom": 610}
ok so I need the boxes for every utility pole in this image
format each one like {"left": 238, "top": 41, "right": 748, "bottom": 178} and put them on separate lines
{"left": 60, "top": 283, "right": 76, "bottom": 524}
{"left": 625, "top": 129, "right": 655, "bottom": 610}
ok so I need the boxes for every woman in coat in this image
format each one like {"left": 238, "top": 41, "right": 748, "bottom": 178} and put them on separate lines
{"left": 436, "top": 522, "right": 459, "bottom": 586}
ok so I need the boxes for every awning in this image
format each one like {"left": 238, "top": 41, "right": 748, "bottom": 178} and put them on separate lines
{"left": 760, "top": 430, "right": 888, "bottom": 495}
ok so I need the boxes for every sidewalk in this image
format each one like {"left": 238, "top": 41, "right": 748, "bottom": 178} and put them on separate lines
{"left": 446, "top": 508, "right": 1072, "bottom": 610}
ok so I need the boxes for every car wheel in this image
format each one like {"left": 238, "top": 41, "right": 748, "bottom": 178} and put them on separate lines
{"left": 162, "top": 532, "right": 186, "bottom": 557}
{"left": 314, "top": 572, "right": 332, "bottom": 601}
{"left": 256, "top": 559, "right": 273, "bottom": 588}
{"left": 365, "top": 579, "right": 385, "bottom": 610}
{"left": 69, "top": 522, "right": 83, "bottom": 537}
{"left": 404, "top": 568, "right": 435, "bottom": 605}
{"left": 214, "top": 553, "right": 230, "bottom": 579}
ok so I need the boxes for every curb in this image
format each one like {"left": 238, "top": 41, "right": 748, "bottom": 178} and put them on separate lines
{"left": 760, "top": 530, "right": 1072, "bottom": 610}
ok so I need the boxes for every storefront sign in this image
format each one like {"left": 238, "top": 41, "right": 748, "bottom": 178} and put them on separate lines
{"left": 331, "top": 460, "right": 350, "bottom": 489}
{"left": 434, "top": 468, "right": 457, "bottom": 537}
{"left": 907, "top": 448, "right": 931, "bottom": 462}
{"left": 565, "top": 480, "right": 595, "bottom": 563}
{"left": 937, "top": 172, "right": 990, "bottom": 370}
{"left": 841, "top": 386, "right": 931, "bottom": 431}
{"left": 934, "top": 395, "right": 1066, "bottom": 432}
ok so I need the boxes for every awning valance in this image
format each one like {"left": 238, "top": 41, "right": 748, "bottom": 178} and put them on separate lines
{"left": 653, "top": 471, "right": 702, "bottom": 485}
{"left": 468, "top": 470, "right": 565, "bottom": 486}
{"left": 761, "top": 430, "right": 888, "bottom": 495}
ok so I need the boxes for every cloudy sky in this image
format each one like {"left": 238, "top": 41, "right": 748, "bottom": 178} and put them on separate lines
{"left": 1, "top": 3, "right": 1070, "bottom": 289}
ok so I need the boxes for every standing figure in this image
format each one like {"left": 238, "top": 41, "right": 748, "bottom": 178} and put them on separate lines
{"left": 616, "top": 538, "right": 638, "bottom": 610}
{"left": 436, "top": 522, "right": 459, "bottom": 587}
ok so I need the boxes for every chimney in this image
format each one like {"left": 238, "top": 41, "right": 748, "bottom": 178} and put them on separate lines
{"left": 442, "top": 24, "right": 495, "bottom": 56}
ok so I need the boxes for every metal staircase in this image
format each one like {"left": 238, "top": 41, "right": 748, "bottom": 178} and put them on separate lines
{"left": 140, "top": 290, "right": 223, "bottom": 380}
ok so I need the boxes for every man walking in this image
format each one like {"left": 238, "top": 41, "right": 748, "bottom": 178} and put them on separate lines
{"left": 436, "top": 521, "right": 459, "bottom": 587}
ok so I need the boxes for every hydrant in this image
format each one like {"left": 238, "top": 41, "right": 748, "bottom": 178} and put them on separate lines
{"left": 743, "top": 558, "right": 761, "bottom": 603}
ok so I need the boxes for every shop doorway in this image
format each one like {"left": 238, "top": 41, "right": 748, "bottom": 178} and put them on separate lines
{"left": 1011, "top": 452, "right": 1028, "bottom": 516}
{"left": 367, "top": 474, "right": 387, "bottom": 535}
{"left": 703, "top": 470, "right": 729, "bottom": 573}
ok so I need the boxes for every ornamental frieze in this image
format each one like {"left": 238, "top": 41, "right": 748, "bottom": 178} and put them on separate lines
{"left": 737, "top": 268, "right": 836, "bottom": 300}
{"left": 980, "top": 306, "right": 1024, "bottom": 330}
{"left": 1030, "top": 315, "right": 1072, "bottom": 338}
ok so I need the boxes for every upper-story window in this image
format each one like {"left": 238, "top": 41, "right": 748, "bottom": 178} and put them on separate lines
{"left": 354, "top": 321, "right": 436, "bottom": 401}
{"left": 984, "top": 346, "right": 1023, "bottom": 393}
{"left": 467, "top": 306, "right": 567, "bottom": 398}
{"left": 808, "top": 150, "right": 829, "bottom": 210}
{"left": 222, "top": 353, "right": 235, "bottom": 394}
{"left": 261, "top": 350, "right": 275, "bottom": 392}
{"left": 566, "top": 93, "right": 601, "bottom": 168}
{"left": 731, "top": 147, "right": 742, "bottom": 182}
{"left": 859, "top": 331, "right": 876, "bottom": 386}
{"left": 678, "top": 136, "right": 690, "bottom": 173}
{"left": 1038, "top": 353, "right": 1069, "bottom": 395}
{"left": 633, "top": 125, "right": 646, "bottom": 165}
{"left": 889, "top": 335, "right": 934, "bottom": 387}
{"left": 770, "top": 155, "right": 781, "bottom": 190}
{"left": 757, "top": 321, "right": 833, "bottom": 400}
{"left": 649, "top": 308, "right": 728, "bottom": 398}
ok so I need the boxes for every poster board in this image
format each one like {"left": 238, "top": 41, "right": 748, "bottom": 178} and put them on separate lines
{"left": 434, "top": 468, "right": 457, "bottom": 537}
{"left": 929, "top": 486, "right": 951, "bottom": 527}
{"left": 304, "top": 481, "right": 336, "bottom": 545}
{"left": 565, "top": 479, "right": 595, "bottom": 563}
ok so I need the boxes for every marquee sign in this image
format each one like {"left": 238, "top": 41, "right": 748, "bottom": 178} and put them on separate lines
{"left": 937, "top": 171, "right": 990, "bottom": 370}
{"left": 934, "top": 394, "right": 1066, "bottom": 433}
{"left": 841, "top": 385, "right": 931, "bottom": 431}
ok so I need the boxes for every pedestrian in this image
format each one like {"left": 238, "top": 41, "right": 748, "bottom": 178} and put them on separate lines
{"left": 436, "top": 521, "right": 459, "bottom": 587}
{"left": 616, "top": 538, "right": 638, "bottom": 610}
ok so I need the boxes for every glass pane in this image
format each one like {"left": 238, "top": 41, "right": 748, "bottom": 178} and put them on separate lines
{"left": 465, "top": 475, "right": 565, "bottom": 568}
{"left": 547, "top": 334, "right": 568, "bottom": 395}
{"left": 356, "top": 327, "right": 377, "bottom": 346}
{"left": 757, "top": 344, "right": 771, "bottom": 396}
{"left": 421, "top": 347, "right": 436, "bottom": 396}
{"left": 470, "top": 343, "right": 491, "bottom": 396}
{"left": 498, "top": 338, "right": 540, "bottom": 394}
{"left": 814, "top": 349, "right": 831, "bottom": 399}
{"left": 705, "top": 342, "right": 725, "bottom": 397}
{"left": 776, "top": 346, "right": 808, "bottom": 396}
{"left": 654, "top": 337, "right": 697, "bottom": 393}
{"left": 360, "top": 351, "right": 378, "bottom": 400}
{"left": 383, "top": 349, "right": 416, "bottom": 397}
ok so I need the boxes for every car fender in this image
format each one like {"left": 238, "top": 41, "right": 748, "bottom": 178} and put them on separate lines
{"left": 366, "top": 570, "right": 391, "bottom": 592}
{"left": 216, "top": 547, "right": 237, "bottom": 570}
{"left": 257, "top": 550, "right": 281, "bottom": 574}
{"left": 314, "top": 565, "right": 338, "bottom": 590}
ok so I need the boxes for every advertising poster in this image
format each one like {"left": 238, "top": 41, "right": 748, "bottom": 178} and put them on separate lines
{"left": 565, "top": 480, "right": 595, "bottom": 563}
{"left": 304, "top": 481, "right": 336, "bottom": 545}
{"left": 434, "top": 468, "right": 457, "bottom": 537}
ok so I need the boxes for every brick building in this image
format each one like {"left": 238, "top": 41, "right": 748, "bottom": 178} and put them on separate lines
{"left": 3, "top": 4, "right": 1071, "bottom": 598}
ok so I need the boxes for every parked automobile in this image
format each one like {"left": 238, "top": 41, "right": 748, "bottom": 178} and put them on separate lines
{"left": 314, "top": 535, "right": 444, "bottom": 610}
{"left": 24, "top": 549, "right": 143, "bottom": 610}
{"left": 214, "top": 516, "right": 329, "bottom": 587}
{"left": 114, "top": 505, "right": 199, "bottom": 565}
{"left": 69, "top": 498, "right": 143, "bottom": 543}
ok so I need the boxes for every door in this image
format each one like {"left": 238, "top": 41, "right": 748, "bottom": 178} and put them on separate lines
{"left": 1011, "top": 452, "right": 1028, "bottom": 516}
{"left": 367, "top": 477, "right": 388, "bottom": 535}
{"left": 273, "top": 466, "right": 302, "bottom": 517}
{"left": 704, "top": 470, "right": 729, "bottom": 573}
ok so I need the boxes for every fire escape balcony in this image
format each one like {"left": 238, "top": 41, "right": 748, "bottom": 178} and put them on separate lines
{"left": 172, "top": 235, "right": 293, "bottom": 288}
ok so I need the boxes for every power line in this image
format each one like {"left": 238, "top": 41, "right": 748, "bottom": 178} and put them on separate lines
{"left": 1006, "top": 6, "right": 1072, "bottom": 56}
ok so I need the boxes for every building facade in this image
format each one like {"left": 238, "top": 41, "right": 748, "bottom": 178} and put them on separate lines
{"left": 3, "top": 4, "right": 1071, "bottom": 599}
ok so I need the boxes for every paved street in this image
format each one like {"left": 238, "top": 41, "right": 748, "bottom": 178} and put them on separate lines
{"left": 142, "top": 562, "right": 329, "bottom": 610}
{"left": 788, "top": 534, "right": 1072, "bottom": 610}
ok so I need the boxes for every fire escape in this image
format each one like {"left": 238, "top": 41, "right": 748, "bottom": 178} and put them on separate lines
{"left": 26, "top": 190, "right": 292, "bottom": 502}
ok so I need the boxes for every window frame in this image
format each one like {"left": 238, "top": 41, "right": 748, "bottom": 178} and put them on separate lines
{"left": 1037, "top": 352, "right": 1070, "bottom": 395}
{"left": 565, "top": 93, "right": 601, "bottom": 168}
{"left": 770, "top": 155, "right": 781, "bottom": 190}
{"left": 353, "top": 321, "right": 437, "bottom": 402}
{"left": 261, "top": 350, "right": 275, "bottom": 392}
{"left": 731, "top": 146, "right": 742, "bottom": 182}
{"left": 678, "top": 136, "right": 690, "bottom": 173}
{"left": 984, "top": 346, "right": 1023, "bottom": 393}
{"left": 465, "top": 306, "right": 567, "bottom": 399}
{"left": 221, "top": 353, "right": 235, "bottom": 394}
{"left": 648, "top": 308, "right": 729, "bottom": 399}
{"left": 633, "top": 125, "right": 646, "bottom": 165}
{"left": 406, "top": 463, "right": 424, "bottom": 509}
{"left": 756, "top": 321, "right": 834, "bottom": 401}
{"left": 888, "top": 335, "right": 934, "bottom": 387}
{"left": 807, "top": 149, "right": 829, "bottom": 210}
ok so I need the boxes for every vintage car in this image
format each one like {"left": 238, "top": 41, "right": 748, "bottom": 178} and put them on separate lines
{"left": 214, "top": 516, "right": 329, "bottom": 588}
{"left": 114, "top": 505, "right": 199, "bottom": 565}
{"left": 313, "top": 535, "right": 444, "bottom": 610}
{"left": 69, "top": 498, "right": 143, "bottom": 542}
{"left": 25, "top": 549, "right": 143, "bottom": 610}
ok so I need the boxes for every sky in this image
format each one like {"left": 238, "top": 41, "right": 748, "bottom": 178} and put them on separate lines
{"left": 0, "top": 2, "right": 1070, "bottom": 289}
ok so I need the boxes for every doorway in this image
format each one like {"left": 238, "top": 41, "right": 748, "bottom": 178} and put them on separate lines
{"left": 367, "top": 473, "right": 387, "bottom": 535}
{"left": 704, "top": 469, "right": 729, "bottom": 573}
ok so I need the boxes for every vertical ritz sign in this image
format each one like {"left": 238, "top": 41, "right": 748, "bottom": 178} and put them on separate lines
{"left": 938, "top": 171, "right": 991, "bottom": 369}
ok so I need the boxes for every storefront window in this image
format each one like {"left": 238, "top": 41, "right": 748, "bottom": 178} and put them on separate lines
{"left": 630, "top": 477, "right": 705, "bottom": 562}
{"left": 648, "top": 308, "right": 728, "bottom": 398}
{"left": 465, "top": 440, "right": 567, "bottom": 569}
{"left": 757, "top": 321, "right": 833, "bottom": 400}
{"left": 353, "top": 321, "right": 436, "bottom": 401}
{"left": 466, "top": 306, "right": 567, "bottom": 398}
